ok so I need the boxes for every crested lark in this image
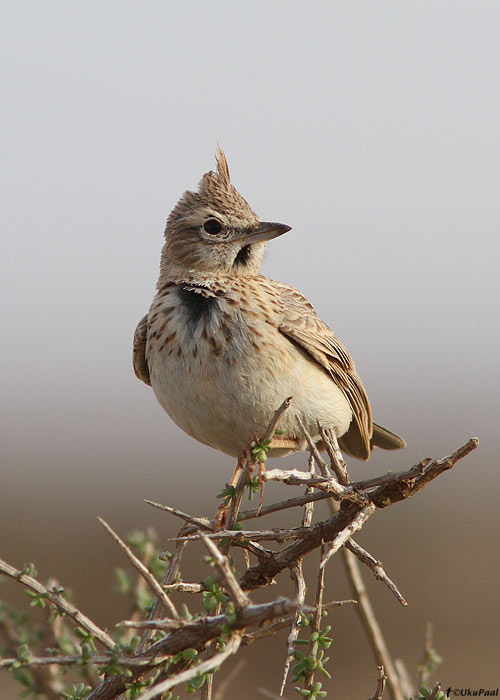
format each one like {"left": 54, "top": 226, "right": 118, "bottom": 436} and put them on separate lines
{"left": 134, "top": 148, "right": 405, "bottom": 473}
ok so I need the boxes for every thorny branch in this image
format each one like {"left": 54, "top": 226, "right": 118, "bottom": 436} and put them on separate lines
{"left": 0, "top": 412, "right": 478, "bottom": 700}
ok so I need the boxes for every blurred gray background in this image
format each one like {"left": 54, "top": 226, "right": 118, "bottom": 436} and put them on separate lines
{"left": 1, "top": 1, "right": 499, "bottom": 698}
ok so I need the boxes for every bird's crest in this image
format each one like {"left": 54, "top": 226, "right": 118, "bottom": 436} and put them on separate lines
{"left": 215, "top": 144, "right": 231, "bottom": 186}
{"left": 165, "top": 146, "right": 258, "bottom": 232}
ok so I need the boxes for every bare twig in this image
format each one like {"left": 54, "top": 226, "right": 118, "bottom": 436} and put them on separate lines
{"left": 304, "top": 545, "right": 326, "bottom": 687}
{"left": 369, "top": 665, "right": 388, "bottom": 700}
{"left": 241, "top": 598, "right": 356, "bottom": 647}
{"left": 263, "top": 468, "right": 368, "bottom": 505}
{"left": 0, "top": 653, "right": 167, "bottom": 670}
{"left": 280, "top": 562, "right": 306, "bottom": 695}
{"left": 199, "top": 531, "right": 251, "bottom": 610}
{"left": 342, "top": 548, "right": 403, "bottom": 700}
{"left": 320, "top": 504, "right": 377, "bottom": 569}
{"left": 262, "top": 397, "right": 293, "bottom": 442}
{"left": 169, "top": 527, "right": 318, "bottom": 544}
{"left": 118, "top": 618, "right": 192, "bottom": 631}
{"left": 138, "top": 536, "right": 187, "bottom": 653}
{"left": 301, "top": 452, "right": 317, "bottom": 528}
{"left": 345, "top": 540, "right": 407, "bottom": 606}
{"left": 163, "top": 582, "right": 204, "bottom": 593}
{"left": 240, "top": 491, "right": 331, "bottom": 520}
{"left": 296, "top": 416, "right": 330, "bottom": 478}
{"left": 318, "top": 425, "right": 351, "bottom": 484}
{"left": 98, "top": 517, "right": 178, "bottom": 619}
{"left": 144, "top": 500, "right": 213, "bottom": 530}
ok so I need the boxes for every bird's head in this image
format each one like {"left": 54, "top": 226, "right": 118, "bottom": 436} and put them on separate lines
{"left": 160, "top": 147, "right": 291, "bottom": 279}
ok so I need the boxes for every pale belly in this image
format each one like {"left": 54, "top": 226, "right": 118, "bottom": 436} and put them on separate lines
{"left": 148, "top": 318, "right": 352, "bottom": 458}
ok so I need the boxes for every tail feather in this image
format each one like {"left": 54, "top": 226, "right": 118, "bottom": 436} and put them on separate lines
{"left": 370, "top": 423, "right": 406, "bottom": 451}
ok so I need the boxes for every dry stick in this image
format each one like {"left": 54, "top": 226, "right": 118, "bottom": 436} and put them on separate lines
{"left": 304, "top": 545, "right": 326, "bottom": 688}
{"left": 320, "top": 503, "right": 378, "bottom": 569}
{"left": 169, "top": 527, "right": 319, "bottom": 544}
{"left": 345, "top": 540, "right": 407, "bottom": 607}
{"left": 97, "top": 517, "right": 178, "bottom": 619}
{"left": 0, "top": 654, "right": 168, "bottom": 670}
{"left": 163, "top": 582, "right": 204, "bottom": 593}
{"left": 118, "top": 599, "right": 356, "bottom": 639}
{"left": 137, "top": 536, "right": 187, "bottom": 653}
{"left": 342, "top": 547, "right": 403, "bottom": 700}
{"left": 119, "top": 618, "right": 192, "bottom": 631}
{"left": 241, "top": 598, "right": 355, "bottom": 647}
{"left": 121, "top": 531, "right": 158, "bottom": 647}
{"left": 280, "top": 562, "right": 307, "bottom": 696}
{"left": 144, "top": 500, "right": 213, "bottom": 530}
{"left": 318, "top": 424, "right": 351, "bottom": 483}
{"left": 351, "top": 462, "right": 430, "bottom": 491}
{"left": 198, "top": 531, "right": 251, "bottom": 610}
{"left": 241, "top": 491, "right": 331, "bottom": 520}
{"left": 369, "top": 665, "right": 388, "bottom": 700}
{"left": 262, "top": 396, "right": 293, "bottom": 442}
{"left": 201, "top": 664, "right": 214, "bottom": 700}
{"left": 0, "top": 558, "right": 115, "bottom": 650}
{"left": 263, "top": 468, "right": 368, "bottom": 505}
{"left": 296, "top": 416, "right": 330, "bottom": 478}
{"left": 302, "top": 452, "right": 317, "bottom": 527}
{"left": 280, "top": 451, "right": 316, "bottom": 695}
{"left": 136, "top": 633, "right": 242, "bottom": 700}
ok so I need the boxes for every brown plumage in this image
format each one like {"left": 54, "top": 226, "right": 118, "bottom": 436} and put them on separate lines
{"left": 134, "top": 149, "right": 405, "bottom": 461}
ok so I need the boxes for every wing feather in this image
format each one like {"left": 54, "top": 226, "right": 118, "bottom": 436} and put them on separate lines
{"left": 133, "top": 314, "right": 152, "bottom": 386}
{"left": 274, "top": 281, "right": 373, "bottom": 460}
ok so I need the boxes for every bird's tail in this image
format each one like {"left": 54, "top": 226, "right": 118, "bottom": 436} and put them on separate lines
{"left": 370, "top": 423, "right": 406, "bottom": 451}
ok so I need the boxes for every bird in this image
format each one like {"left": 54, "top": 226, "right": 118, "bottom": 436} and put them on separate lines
{"left": 133, "top": 147, "right": 405, "bottom": 493}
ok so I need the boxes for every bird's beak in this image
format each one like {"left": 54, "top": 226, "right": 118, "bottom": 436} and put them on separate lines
{"left": 238, "top": 221, "right": 292, "bottom": 244}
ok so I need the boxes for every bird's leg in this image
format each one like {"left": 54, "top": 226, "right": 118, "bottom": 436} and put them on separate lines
{"left": 215, "top": 447, "right": 252, "bottom": 529}
{"left": 253, "top": 437, "right": 301, "bottom": 515}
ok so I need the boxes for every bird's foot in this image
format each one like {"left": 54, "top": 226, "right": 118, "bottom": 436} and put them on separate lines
{"left": 267, "top": 437, "right": 301, "bottom": 451}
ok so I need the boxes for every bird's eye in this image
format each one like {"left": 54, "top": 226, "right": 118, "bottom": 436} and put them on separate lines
{"left": 203, "top": 218, "right": 223, "bottom": 235}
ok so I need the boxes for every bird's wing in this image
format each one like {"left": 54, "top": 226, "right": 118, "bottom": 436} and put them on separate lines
{"left": 133, "top": 314, "right": 152, "bottom": 386}
{"left": 273, "top": 280, "right": 373, "bottom": 460}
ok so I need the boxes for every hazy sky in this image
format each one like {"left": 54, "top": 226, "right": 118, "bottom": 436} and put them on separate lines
{"left": 1, "top": 2, "right": 499, "bottom": 696}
